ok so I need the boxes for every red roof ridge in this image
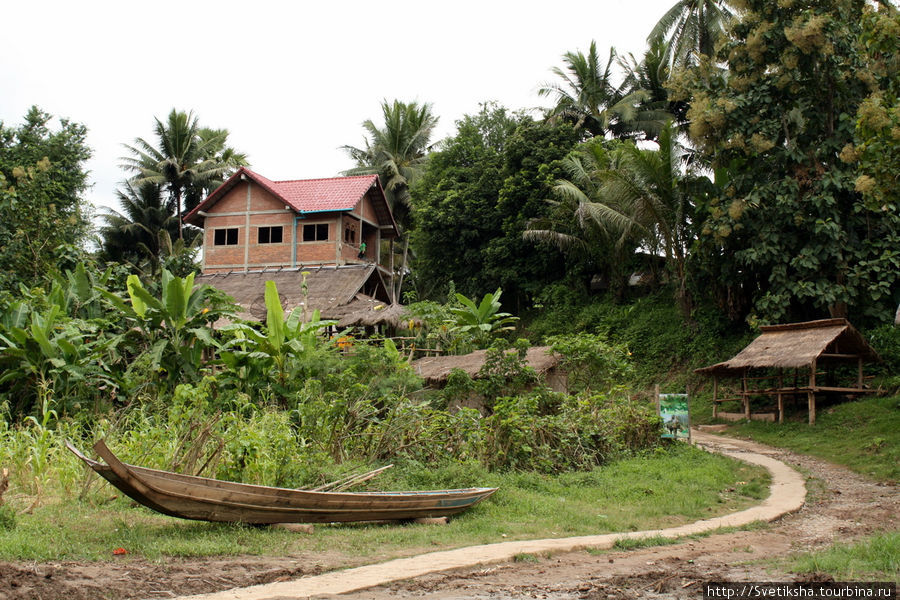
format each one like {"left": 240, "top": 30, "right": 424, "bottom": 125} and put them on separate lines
{"left": 272, "top": 174, "right": 378, "bottom": 185}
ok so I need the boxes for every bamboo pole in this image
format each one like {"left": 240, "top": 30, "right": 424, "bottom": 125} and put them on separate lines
{"left": 309, "top": 464, "right": 394, "bottom": 492}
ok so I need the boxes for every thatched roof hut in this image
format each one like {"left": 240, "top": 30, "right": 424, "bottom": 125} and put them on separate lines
{"left": 413, "top": 346, "right": 563, "bottom": 390}
{"left": 696, "top": 318, "right": 879, "bottom": 375}
{"left": 695, "top": 318, "right": 879, "bottom": 424}
{"left": 197, "top": 265, "right": 401, "bottom": 328}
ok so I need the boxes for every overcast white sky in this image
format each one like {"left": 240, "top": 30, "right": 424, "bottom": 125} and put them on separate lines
{"left": 2, "top": 0, "right": 676, "bottom": 215}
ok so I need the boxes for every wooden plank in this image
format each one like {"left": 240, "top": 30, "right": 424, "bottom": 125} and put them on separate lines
{"left": 777, "top": 393, "right": 784, "bottom": 424}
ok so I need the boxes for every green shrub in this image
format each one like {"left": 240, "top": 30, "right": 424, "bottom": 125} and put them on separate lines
{"left": 546, "top": 332, "right": 633, "bottom": 393}
{"left": 0, "top": 505, "right": 16, "bottom": 531}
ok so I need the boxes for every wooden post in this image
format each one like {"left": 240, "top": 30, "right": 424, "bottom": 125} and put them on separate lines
{"left": 809, "top": 359, "right": 817, "bottom": 388}
{"left": 777, "top": 369, "right": 784, "bottom": 423}
{"left": 857, "top": 357, "right": 864, "bottom": 389}
{"left": 712, "top": 376, "right": 719, "bottom": 419}
{"left": 742, "top": 370, "right": 750, "bottom": 420}
{"left": 808, "top": 359, "right": 817, "bottom": 425}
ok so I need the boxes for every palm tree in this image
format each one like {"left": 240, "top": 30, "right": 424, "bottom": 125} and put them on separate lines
{"left": 597, "top": 122, "right": 710, "bottom": 314}
{"left": 649, "top": 0, "right": 733, "bottom": 67}
{"left": 524, "top": 140, "right": 638, "bottom": 294}
{"left": 617, "top": 37, "right": 689, "bottom": 139}
{"left": 538, "top": 41, "right": 649, "bottom": 139}
{"left": 121, "top": 110, "right": 247, "bottom": 240}
{"left": 98, "top": 180, "right": 179, "bottom": 268}
{"left": 342, "top": 100, "right": 439, "bottom": 229}
{"left": 526, "top": 124, "right": 709, "bottom": 313}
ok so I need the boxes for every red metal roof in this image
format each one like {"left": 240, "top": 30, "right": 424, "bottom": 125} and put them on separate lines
{"left": 272, "top": 174, "right": 378, "bottom": 213}
{"left": 184, "top": 168, "right": 397, "bottom": 235}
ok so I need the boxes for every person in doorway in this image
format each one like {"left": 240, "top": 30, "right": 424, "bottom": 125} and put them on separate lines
{"left": 358, "top": 241, "right": 367, "bottom": 259}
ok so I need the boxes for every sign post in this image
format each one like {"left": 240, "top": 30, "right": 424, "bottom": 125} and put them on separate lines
{"left": 656, "top": 385, "right": 690, "bottom": 441}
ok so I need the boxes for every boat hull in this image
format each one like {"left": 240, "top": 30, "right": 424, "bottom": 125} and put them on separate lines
{"left": 67, "top": 441, "right": 497, "bottom": 524}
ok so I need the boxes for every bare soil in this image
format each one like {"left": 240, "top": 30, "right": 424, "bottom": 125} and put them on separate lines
{"left": 0, "top": 437, "right": 896, "bottom": 600}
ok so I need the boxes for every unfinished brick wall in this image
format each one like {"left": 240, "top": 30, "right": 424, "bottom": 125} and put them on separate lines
{"left": 199, "top": 179, "right": 392, "bottom": 273}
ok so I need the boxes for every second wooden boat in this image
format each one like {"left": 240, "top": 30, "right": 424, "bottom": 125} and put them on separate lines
{"left": 67, "top": 441, "right": 497, "bottom": 524}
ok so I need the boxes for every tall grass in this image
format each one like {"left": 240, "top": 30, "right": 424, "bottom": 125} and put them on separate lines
{"left": 0, "top": 443, "right": 768, "bottom": 562}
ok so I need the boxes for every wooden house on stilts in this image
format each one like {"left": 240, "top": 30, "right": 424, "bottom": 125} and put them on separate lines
{"left": 695, "top": 319, "right": 879, "bottom": 425}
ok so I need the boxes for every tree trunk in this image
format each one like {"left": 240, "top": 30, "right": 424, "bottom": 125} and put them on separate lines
{"left": 175, "top": 187, "right": 184, "bottom": 241}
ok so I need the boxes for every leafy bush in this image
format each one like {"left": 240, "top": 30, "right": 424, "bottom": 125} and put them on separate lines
{"left": 483, "top": 391, "right": 662, "bottom": 472}
{"left": 546, "top": 332, "right": 633, "bottom": 393}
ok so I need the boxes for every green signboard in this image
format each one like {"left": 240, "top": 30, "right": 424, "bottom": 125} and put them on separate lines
{"left": 657, "top": 393, "right": 690, "bottom": 441}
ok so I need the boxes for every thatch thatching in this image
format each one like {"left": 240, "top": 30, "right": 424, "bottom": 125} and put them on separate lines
{"left": 337, "top": 302, "right": 407, "bottom": 329}
{"left": 198, "top": 265, "right": 401, "bottom": 327}
{"left": 413, "top": 346, "right": 561, "bottom": 386}
{"left": 696, "top": 318, "right": 879, "bottom": 376}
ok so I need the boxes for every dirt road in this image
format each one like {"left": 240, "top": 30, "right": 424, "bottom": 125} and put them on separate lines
{"left": 335, "top": 435, "right": 897, "bottom": 600}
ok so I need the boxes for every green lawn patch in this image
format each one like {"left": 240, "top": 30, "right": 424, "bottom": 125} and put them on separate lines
{"left": 722, "top": 395, "right": 900, "bottom": 482}
{"left": 0, "top": 443, "right": 768, "bottom": 562}
{"left": 790, "top": 531, "right": 900, "bottom": 581}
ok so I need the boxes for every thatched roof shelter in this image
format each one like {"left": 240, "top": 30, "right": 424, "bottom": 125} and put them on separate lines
{"left": 695, "top": 318, "right": 879, "bottom": 425}
{"left": 197, "top": 265, "right": 401, "bottom": 327}
{"left": 413, "top": 346, "right": 561, "bottom": 386}
{"left": 696, "top": 318, "right": 879, "bottom": 375}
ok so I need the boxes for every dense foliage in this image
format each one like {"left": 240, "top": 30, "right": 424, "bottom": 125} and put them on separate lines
{"left": 682, "top": 0, "right": 900, "bottom": 322}
{"left": 409, "top": 104, "right": 579, "bottom": 305}
{"left": 0, "top": 107, "right": 91, "bottom": 290}
{"left": 1, "top": 0, "right": 898, "bottom": 528}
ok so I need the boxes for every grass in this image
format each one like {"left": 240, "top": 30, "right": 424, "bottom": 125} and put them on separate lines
{"left": 720, "top": 395, "right": 900, "bottom": 482}
{"left": 612, "top": 534, "right": 678, "bottom": 550}
{"left": 790, "top": 531, "right": 900, "bottom": 581}
{"left": 0, "top": 443, "right": 769, "bottom": 563}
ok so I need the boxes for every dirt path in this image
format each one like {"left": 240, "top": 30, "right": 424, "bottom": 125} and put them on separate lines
{"left": 0, "top": 432, "right": 895, "bottom": 599}
{"left": 333, "top": 433, "right": 898, "bottom": 600}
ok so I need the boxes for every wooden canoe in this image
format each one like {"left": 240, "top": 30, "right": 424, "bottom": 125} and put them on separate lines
{"left": 67, "top": 441, "right": 497, "bottom": 524}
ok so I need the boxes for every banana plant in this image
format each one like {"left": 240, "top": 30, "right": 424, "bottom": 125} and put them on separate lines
{"left": 0, "top": 301, "right": 120, "bottom": 414}
{"left": 99, "top": 269, "right": 227, "bottom": 385}
{"left": 218, "top": 280, "right": 336, "bottom": 397}
{"left": 447, "top": 288, "right": 519, "bottom": 348}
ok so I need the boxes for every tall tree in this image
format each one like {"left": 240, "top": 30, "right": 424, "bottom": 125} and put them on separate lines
{"left": 0, "top": 107, "right": 91, "bottom": 289}
{"left": 120, "top": 110, "right": 247, "bottom": 240}
{"left": 684, "top": 0, "right": 900, "bottom": 322}
{"left": 539, "top": 41, "right": 650, "bottom": 140}
{"left": 523, "top": 139, "right": 635, "bottom": 295}
{"left": 617, "top": 36, "right": 690, "bottom": 139}
{"left": 411, "top": 104, "right": 579, "bottom": 306}
{"left": 342, "top": 100, "right": 439, "bottom": 230}
{"left": 527, "top": 124, "right": 706, "bottom": 312}
{"left": 410, "top": 104, "right": 520, "bottom": 299}
{"left": 98, "top": 181, "right": 180, "bottom": 269}
{"left": 596, "top": 123, "right": 706, "bottom": 314}
{"left": 343, "top": 100, "right": 439, "bottom": 302}
{"left": 649, "top": 0, "right": 733, "bottom": 67}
